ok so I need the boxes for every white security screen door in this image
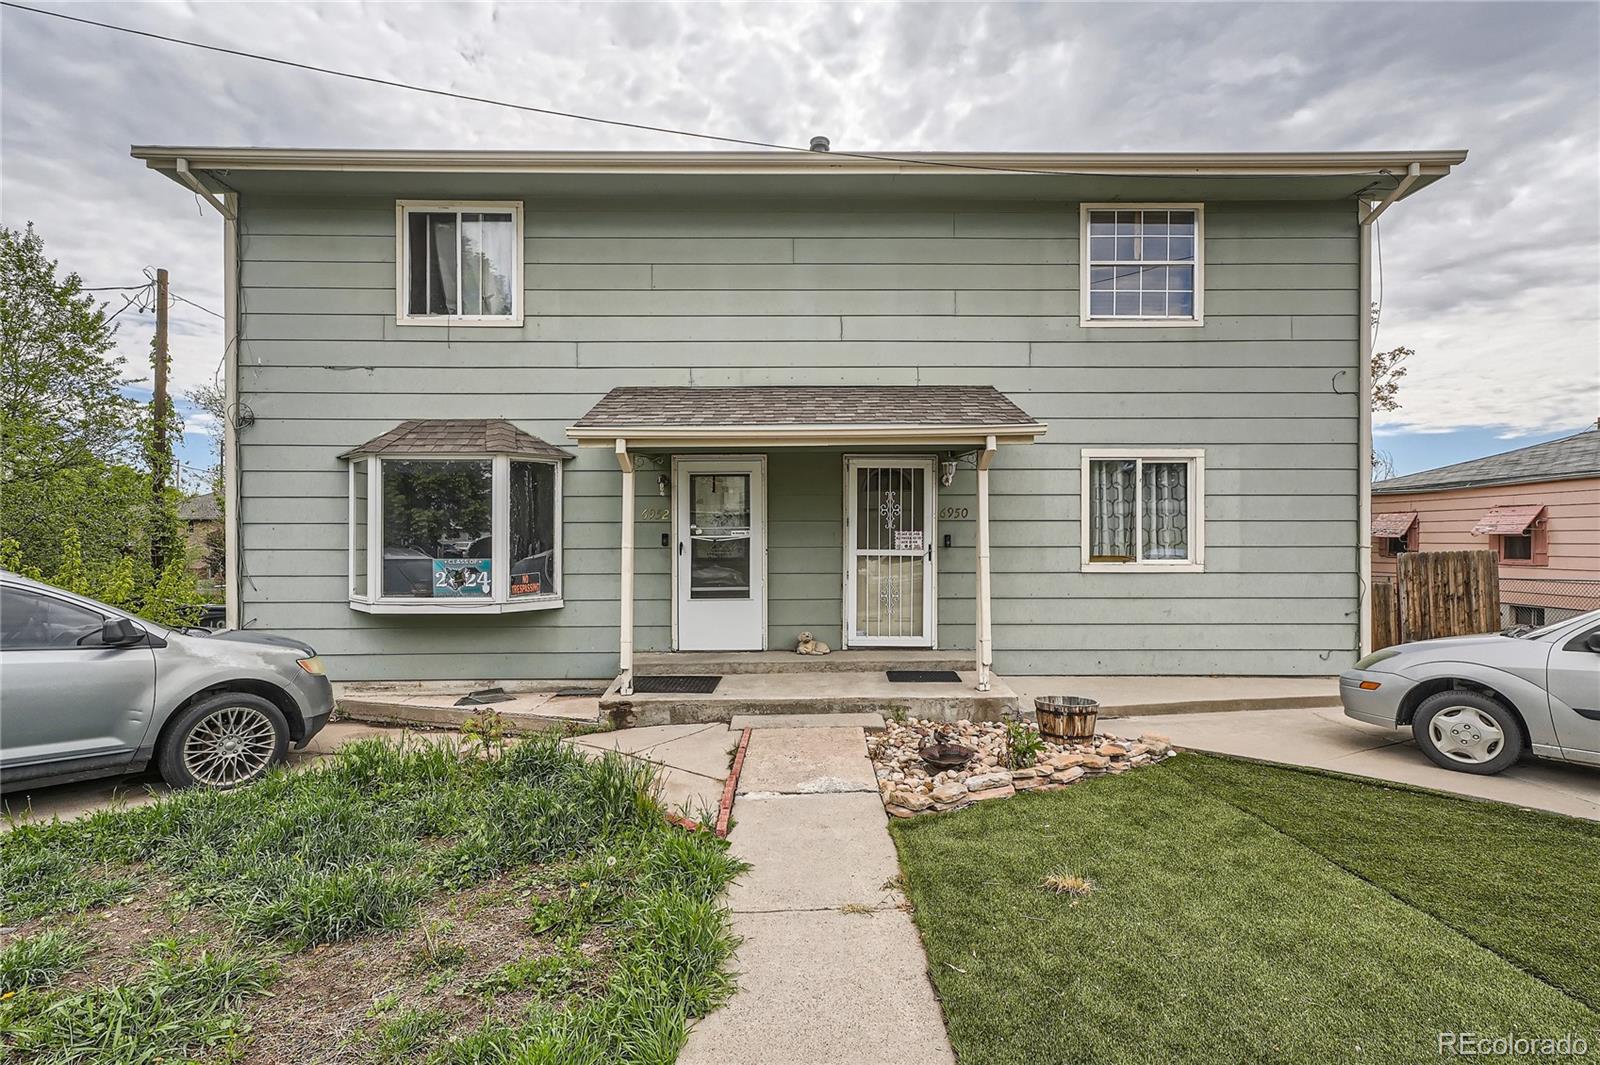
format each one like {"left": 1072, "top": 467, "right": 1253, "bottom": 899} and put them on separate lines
{"left": 846, "top": 457, "right": 936, "bottom": 648}
{"left": 675, "top": 458, "right": 765, "bottom": 651}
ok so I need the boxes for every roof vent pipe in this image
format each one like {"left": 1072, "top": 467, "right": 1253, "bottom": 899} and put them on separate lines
{"left": 809, "top": 135, "right": 830, "bottom": 152}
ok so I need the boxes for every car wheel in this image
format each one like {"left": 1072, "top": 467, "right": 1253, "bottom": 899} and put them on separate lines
{"left": 158, "top": 692, "right": 289, "bottom": 789}
{"left": 1412, "top": 690, "right": 1523, "bottom": 775}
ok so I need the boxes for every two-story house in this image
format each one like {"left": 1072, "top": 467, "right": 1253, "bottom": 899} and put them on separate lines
{"left": 134, "top": 146, "right": 1465, "bottom": 695}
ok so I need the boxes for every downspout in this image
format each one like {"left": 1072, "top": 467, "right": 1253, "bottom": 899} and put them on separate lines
{"left": 175, "top": 160, "right": 242, "bottom": 628}
{"left": 1356, "top": 162, "right": 1419, "bottom": 657}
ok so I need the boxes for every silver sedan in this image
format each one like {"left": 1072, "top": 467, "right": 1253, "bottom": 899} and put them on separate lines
{"left": 1, "top": 571, "right": 334, "bottom": 792}
{"left": 1341, "top": 609, "right": 1600, "bottom": 775}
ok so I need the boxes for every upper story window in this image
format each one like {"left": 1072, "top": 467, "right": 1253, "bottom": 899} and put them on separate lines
{"left": 1080, "top": 449, "right": 1205, "bottom": 573}
{"left": 396, "top": 201, "right": 523, "bottom": 326}
{"left": 1080, "top": 205, "right": 1204, "bottom": 327}
{"left": 1470, "top": 504, "right": 1548, "bottom": 567}
{"left": 342, "top": 420, "right": 571, "bottom": 614}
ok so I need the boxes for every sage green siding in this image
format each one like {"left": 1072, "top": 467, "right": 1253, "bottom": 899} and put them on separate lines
{"left": 235, "top": 194, "right": 1359, "bottom": 680}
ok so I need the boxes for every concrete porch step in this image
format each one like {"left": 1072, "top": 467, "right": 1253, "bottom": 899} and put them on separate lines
{"left": 632, "top": 649, "right": 975, "bottom": 676}
{"left": 602, "top": 670, "right": 1016, "bottom": 728}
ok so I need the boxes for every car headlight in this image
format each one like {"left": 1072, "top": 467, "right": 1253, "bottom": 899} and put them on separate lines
{"left": 296, "top": 656, "right": 326, "bottom": 676}
{"left": 1353, "top": 648, "right": 1402, "bottom": 671}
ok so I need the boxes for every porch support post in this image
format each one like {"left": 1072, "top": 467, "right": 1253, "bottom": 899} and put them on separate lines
{"left": 616, "top": 439, "right": 636, "bottom": 696}
{"left": 975, "top": 435, "right": 997, "bottom": 692}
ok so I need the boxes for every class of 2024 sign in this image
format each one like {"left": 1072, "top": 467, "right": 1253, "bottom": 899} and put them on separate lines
{"left": 432, "top": 558, "right": 491, "bottom": 597}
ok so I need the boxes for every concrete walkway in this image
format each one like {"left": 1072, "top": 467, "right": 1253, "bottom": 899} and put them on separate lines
{"left": 680, "top": 724, "right": 954, "bottom": 1065}
{"left": 1117, "top": 705, "right": 1600, "bottom": 821}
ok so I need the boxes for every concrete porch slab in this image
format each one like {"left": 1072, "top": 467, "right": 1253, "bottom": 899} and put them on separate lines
{"left": 603, "top": 670, "right": 1017, "bottom": 728}
{"left": 336, "top": 684, "right": 603, "bottom": 730}
{"left": 1004, "top": 674, "right": 1341, "bottom": 717}
{"left": 730, "top": 712, "right": 885, "bottom": 731}
{"left": 736, "top": 727, "right": 877, "bottom": 795}
{"left": 636, "top": 648, "right": 974, "bottom": 675}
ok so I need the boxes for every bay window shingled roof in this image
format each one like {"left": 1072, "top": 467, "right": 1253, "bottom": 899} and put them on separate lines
{"left": 340, "top": 419, "right": 573, "bottom": 460}
{"left": 570, "top": 386, "right": 1041, "bottom": 430}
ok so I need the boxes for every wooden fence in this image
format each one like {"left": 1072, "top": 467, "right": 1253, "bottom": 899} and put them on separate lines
{"left": 1372, "top": 550, "right": 1500, "bottom": 649}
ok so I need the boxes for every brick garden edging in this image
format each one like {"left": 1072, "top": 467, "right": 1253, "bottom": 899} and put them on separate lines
{"left": 868, "top": 719, "right": 1176, "bottom": 818}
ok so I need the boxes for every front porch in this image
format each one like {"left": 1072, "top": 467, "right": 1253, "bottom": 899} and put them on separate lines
{"left": 565, "top": 385, "right": 1049, "bottom": 709}
{"left": 600, "top": 649, "right": 1020, "bottom": 728}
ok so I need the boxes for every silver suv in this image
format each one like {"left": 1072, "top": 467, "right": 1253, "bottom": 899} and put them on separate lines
{"left": 0, "top": 571, "right": 334, "bottom": 791}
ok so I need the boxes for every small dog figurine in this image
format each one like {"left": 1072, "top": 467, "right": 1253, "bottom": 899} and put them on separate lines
{"left": 796, "top": 631, "right": 831, "bottom": 656}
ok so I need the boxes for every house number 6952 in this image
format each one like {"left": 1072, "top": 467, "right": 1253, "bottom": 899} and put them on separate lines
{"left": 939, "top": 506, "right": 969, "bottom": 519}
{"left": 639, "top": 507, "right": 671, "bottom": 521}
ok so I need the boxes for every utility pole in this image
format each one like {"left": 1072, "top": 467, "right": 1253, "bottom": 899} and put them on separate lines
{"left": 151, "top": 268, "right": 172, "bottom": 572}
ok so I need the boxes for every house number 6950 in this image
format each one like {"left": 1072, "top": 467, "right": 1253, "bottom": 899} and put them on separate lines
{"left": 940, "top": 506, "right": 969, "bottom": 519}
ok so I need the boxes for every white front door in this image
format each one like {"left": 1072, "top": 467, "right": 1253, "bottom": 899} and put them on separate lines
{"left": 674, "top": 457, "right": 765, "bottom": 651}
{"left": 846, "top": 457, "right": 936, "bottom": 648}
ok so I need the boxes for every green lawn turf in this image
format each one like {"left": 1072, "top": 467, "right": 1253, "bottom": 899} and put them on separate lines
{"left": 0, "top": 734, "right": 744, "bottom": 1065}
{"left": 890, "top": 753, "right": 1600, "bottom": 1065}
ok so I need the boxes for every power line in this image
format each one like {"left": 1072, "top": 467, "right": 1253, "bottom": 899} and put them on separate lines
{"left": 1, "top": 0, "right": 1101, "bottom": 180}
{"left": 171, "top": 291, "right": 222, "bottom": 319}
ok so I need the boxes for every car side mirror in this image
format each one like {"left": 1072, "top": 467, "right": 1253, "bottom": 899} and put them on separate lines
{"left": 1586, "top": 632, "right": 1600, "bottom": 654}
{"left": 101, "top": 617, "right": 144, "bottom": 647}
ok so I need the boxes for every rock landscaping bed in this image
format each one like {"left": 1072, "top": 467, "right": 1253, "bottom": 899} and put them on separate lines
{"left": 868, "top": 718, "right": 1175, "bottom": 818}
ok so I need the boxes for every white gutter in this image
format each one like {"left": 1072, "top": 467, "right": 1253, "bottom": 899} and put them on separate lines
{"left": 134, "top": 146, "right": 1468, "bottom": 179}
{"left": 565, "top": 423, "right": 1047, "bottom": 447}
{"left": 1355, "top": 162, "right": 1420, "bottom": 657}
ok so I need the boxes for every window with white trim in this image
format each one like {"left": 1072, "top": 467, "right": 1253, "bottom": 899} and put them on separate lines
{"left": 1080, "top": 449, "right": 1205, "bottom": 571}
{"left": 1081, "top": 205, "right": 1203, "bottom": 325}
{"left": 346, "top": 454, "right": 562, "bottom": 613}
{"left": 396, "top": 201, "right": 523, "bottom": 325}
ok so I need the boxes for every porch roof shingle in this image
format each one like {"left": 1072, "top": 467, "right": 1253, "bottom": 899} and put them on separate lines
{"left": 339, "top": 419, "right": 573, "bottom": 460}
{"left": 569, "top": 386, "right": 1042, "bottom": 433}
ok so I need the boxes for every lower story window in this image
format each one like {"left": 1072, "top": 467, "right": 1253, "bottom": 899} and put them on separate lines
{"left": 347, "top": 453, "right": 563, "bottom": 612}
{"left": 1081, "top": 449, "right": 1205, "bottom": 571}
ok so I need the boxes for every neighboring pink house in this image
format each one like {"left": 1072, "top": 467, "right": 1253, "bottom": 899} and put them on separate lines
{"left": 1372, "top": 425, "right": 1600, "bottom": 626}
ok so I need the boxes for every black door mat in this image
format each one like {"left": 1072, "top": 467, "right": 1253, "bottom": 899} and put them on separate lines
{"left": 631, "top": 675, "right": 722, "bottom": 695}
{"left": 886, "top": 669, "right": 962, "bottom": 683}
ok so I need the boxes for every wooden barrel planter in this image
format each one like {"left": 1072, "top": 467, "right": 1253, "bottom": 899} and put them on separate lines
{"left": 1034, "top": 696, "right": 1099, "bottom": 742}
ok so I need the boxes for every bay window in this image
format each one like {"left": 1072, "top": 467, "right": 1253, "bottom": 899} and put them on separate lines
{"left": 1080, "top": 449, "right": 1205, "bottom": 572}
{"left": 343, "top": 420, "right": 569, "bottom": 613}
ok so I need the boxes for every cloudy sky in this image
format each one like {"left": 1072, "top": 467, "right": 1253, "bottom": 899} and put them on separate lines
{"left": 3, "top": 0, "right": 1596, "bottom": 479}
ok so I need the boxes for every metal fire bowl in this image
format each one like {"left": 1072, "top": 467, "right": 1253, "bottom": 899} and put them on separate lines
{"left": 919, "top": 742, "right": 978, "bottom": 771}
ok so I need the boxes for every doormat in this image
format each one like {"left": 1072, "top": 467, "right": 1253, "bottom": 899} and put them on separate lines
{"left": 631, "top": 675, "right": 722, "bottom": 695}
{"left": 886, "top": 670, "right": 962, "bottom": 683}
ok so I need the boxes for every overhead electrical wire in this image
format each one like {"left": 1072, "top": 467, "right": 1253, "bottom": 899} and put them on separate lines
{"left": 4, "top": 0, "right": 1123, "bottom": 180}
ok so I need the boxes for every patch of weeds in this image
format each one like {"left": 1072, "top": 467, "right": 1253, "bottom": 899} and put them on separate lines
{"left": 0, "top": 927, "right": 91, "bottom": 991}
{"left": 411, "top": 917, "right": 468, "bottom": 974}
{"left": 369, "top": 1005, "right": 451, "bottom": 1063}
{"left": 0, "top": 836, "right": 133, "bottom": 923}
{"left": 0, "top": 937, "right": 277, "bottom": 1065}
{"left": 838, "top": 903, "right": 876, "bottom": 916}
{"left": 230, "top": 859, "right": 429, "bottom": 946}
{"left": 1004, "top": 721, "right": 1044, "bottom": 769}
{"left": 886, "top": 705, "right": 909, "bottom": 725}
{"left": 468, "top": 940, "right": 598, "bottom": 1000}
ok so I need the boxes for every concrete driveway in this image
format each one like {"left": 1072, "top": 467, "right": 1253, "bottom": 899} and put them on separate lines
{"left": 1112, "top": 705, "right": 1600, "bottom": 821}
